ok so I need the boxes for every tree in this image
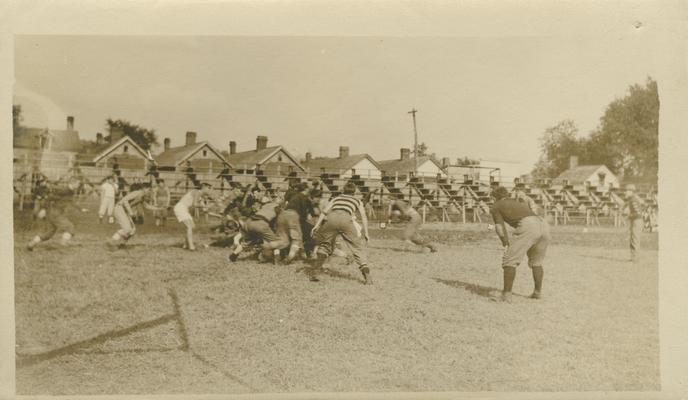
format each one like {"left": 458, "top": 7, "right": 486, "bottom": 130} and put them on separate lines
{"left": 415, "top": 142, "right": 429, "bottom": 157}
{"left": 456, "top": 156, "right": 480, "bottom": 166}
{"left": 531, "top": 119, "right": 585, "bottom": 179}
{"left": 585, "top": 77, "right": 658, "bottom": 182}
{"left": 105, "top": 118, "right": 159, "bottom": 151}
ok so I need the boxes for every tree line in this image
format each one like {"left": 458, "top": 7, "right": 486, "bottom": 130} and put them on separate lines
{"left": 532, "top": 77, "right": 658, "bottom": 184}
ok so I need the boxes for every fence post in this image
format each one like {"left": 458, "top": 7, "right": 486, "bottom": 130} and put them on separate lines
{"left": 19, "top": 176, "right": 26, "bottom": 211}
{"left": 554, "top": 209, "right": 559, "bottom": 226}
{"left": 586, "top": 208, "right": 590, "bottom": 226}
{"left": 462, "top": 203, "right": 466, "bottom": 224}
{"left": 422, "top": 204, "right": 426, "bottom": 224}
{"left": 379, "top": 188, "right": 384, "bottom": 220}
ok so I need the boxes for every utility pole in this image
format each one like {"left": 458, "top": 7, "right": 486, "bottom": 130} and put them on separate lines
{"left": 408, "top": 108, "right": 418, "bottom": 174}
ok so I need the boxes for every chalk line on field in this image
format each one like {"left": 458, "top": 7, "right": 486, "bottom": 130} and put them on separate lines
{"left": 167, "top": 287, "right": 258, "bottom": 392}
{"left": 16, "top": 287, "right": 260, "bottom": 391}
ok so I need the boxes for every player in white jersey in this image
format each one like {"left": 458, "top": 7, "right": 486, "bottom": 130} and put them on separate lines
{"left": 174, "top": 182, "right": 216, "bottom": 251}
{"left": 98, "top": 176, "right": 117, "bottom": 224}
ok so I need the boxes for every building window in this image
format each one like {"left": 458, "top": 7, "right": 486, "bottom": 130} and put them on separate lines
{"left": 278, "top": 155, "right": 283, "bottom": 162}
{"left": 123, "top": 145, "right": 128, "bottom": 153}
{"left": 203, "top": 150, "right": 208, "bottom": 157}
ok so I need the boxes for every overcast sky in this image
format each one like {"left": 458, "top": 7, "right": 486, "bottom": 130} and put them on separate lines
{"left": 13, "top": 35, "right": 658, "bottom": 171}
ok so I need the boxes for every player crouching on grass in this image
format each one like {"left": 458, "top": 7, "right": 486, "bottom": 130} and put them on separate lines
{"left": 173, "top": 182, "right": 218, "bottom": 251}
{"left": 108, "top": 183, "right": 160, "bottom": 249}
{"left": 309, "top": 183, "right": 372, "bottom": 284}
{"left": 489, "top": 186, "right": 550, "bottom": 303}
{"left": 388, "top": 194, "right": 438, "bottom": 253}
{"left": 27, "top": 178, "right": 88, "bottom": 251}
{"left": 228, "top": 195, "right": 282, "bottom": 263}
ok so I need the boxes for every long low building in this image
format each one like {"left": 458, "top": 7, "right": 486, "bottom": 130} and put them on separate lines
{"left": 302, "top": 146, "right": 382, "bottom": 179}
{"left": 156, "top": 131, "right": 228, "bottom": 173}
{"left": 223, "top": 136, "right": 304, "bottom": 175}
{"left": 378, "top": 148, "right": 446, "bottom": 179}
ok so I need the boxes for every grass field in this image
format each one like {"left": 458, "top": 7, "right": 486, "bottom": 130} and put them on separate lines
{"left": 13, "top": 205, "right": 660, "bottom": 395}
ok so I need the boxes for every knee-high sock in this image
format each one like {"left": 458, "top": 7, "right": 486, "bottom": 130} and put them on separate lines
{"left": 503, "top": 266, "right": 516, "bottom": 293}
{"left": 531, "top": 266, "right": 544, "bottom": 293}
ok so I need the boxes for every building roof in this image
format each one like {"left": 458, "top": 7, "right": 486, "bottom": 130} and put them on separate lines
{"left": 555, "top": 165, "right": 611, "bottom": 184}
{"left": 14, "top": 127, "right": 82, "bottom": 152}
{"left": 302, "top": 154, "right": 381, "bottom": 173}
{"left": 92, "top": 136, "right": 152, "bottom": 163}
{"left": 155, "top": 141, "right": 228, "bottom": 167}
{"left": 225, "top": 145, "right": 305, "bottom": 171}
{"left": 377, "top": 156, "right": 444, "bottom": 175}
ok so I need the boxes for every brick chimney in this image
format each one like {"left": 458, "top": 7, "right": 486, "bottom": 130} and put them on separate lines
{"left": 256, "top": 135, "right": 268, "bottom": 150}
{"left": 110, "top": 127, "right": 124, "bottom": 142}
{"left": 339, "top": 146, "right": 349, "bottom": 159}
{"left": 569, "top": 155, "right": 579, "bottom": 170}
{"left": 67, "top": 116, "right": 74, "bottom": 131}
{"left": 229, "top": 141, "right": 237, "bottom": 155}
{"left": 96, "top": 132, "right": 103, "bottom": 145}
{"left": 442, "top": 157, "right": 451, "bottom": 167}
{"left": 186, "top": 131, "right": 197, "bottom": 146}
{"left": 164, "top": 137, "right": 171, "bottom": 151}
{"left": 400, "top": 148, "right": 411, "bottom": 160}
{"left": 305, "top": 152, "right": 312, "bottom": 162}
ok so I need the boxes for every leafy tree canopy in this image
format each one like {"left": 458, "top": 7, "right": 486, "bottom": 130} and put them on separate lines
{"left": 106, "top": 118, "right": 159, "bottom": 151}
{"left": 532, "top": 77, "right": 658, "bottom": 184}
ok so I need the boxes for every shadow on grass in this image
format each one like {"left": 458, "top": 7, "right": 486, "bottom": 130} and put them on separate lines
{"left": 294, "top": 265, "right": 362, "bottom": 284}
{"left": 367, "top": 245, "right": 421, "bottom": 254}
{"left": 580, "top": 254, "right": 630, "bottom": 263}
{"left": 20, "top": 243, "right": 84, "bottom": 253}
{"left": 16, "top": 313, "right": 178, "bottom": 368}
{"left": 432, "top": 277, "right": 528, "bottom": 299}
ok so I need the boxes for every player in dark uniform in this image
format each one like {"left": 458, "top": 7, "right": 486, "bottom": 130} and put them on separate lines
{"left": 27, "top": 178, "right": 87, "bottom": 251}
{"left": 184, "top": 161, "right": 196, "bottom": 191}
{"left": 228, "top": 196, "right": 282, "bottom": 263}
{"left": 269, "top": 182, "right": 315, "bottom": 263}
{"left": 490, "top": 186, "right": 551, "bottom": 302}
{"left": 222, "top": 185, "right": 246, "bottom": 221}
{"left": 145, "top": 161, "right": 160, "bottom": 184}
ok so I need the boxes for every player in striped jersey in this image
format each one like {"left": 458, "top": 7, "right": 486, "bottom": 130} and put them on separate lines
{"left": 309, "top": 183, "right": 372, "bottom": 284}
